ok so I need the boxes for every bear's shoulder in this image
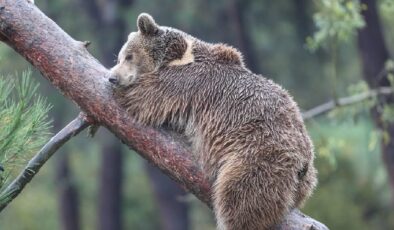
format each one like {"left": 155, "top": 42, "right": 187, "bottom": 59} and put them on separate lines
{"left": 191, "top": 42, "right": 245, "bottom": 67}
{"left": 164, "top": 34, "right": 245, "bottom": 68}
{"left": 211, "top": 44, "right": 244, "bottom": 67}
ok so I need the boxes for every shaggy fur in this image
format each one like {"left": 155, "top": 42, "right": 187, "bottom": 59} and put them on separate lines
{"left": 110, "top": 13, "right": 317, "bottom": 230}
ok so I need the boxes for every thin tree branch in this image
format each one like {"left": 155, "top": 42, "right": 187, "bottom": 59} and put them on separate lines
{"left": 0, "top": 1, "right": 328, "bottom": 229}
{"left": 303, "top": 87, "right": 394, "bottom": 120}
{"left": 0, "top": 113, "right": 91, "bottom": 212}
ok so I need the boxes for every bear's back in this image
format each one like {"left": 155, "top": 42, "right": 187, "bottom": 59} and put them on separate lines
{"left": 158, "top": 61, "right": 304, "bottom": 138}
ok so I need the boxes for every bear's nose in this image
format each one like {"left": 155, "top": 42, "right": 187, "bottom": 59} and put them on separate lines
{"left": 109, "top": 76, "right": 119, "bottom": 84}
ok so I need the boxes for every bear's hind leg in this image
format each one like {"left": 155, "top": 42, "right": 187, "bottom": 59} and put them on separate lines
{"left": 213, "top": 160, "right": 298, "bottom": 230}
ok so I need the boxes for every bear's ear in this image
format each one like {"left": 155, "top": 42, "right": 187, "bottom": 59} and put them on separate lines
{"left": 137, "top": 13, "right": 160, "bottom": 36}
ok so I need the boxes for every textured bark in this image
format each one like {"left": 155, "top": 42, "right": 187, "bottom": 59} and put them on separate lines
{"left": 76, "top": 1, "right": 126, "bottom": 229}
{"left": 0, "top": 1, "right": 328, "bottom": 229}
{"left": 357, "top": 0, "right": 394, "bottom": 201}
{"left": 42, "top": 7, "right": 82, "bottom": 230}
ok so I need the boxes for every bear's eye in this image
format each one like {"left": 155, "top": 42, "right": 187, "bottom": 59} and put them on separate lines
{"left": 125, "top": 54, "right": 133, "bottom": 61}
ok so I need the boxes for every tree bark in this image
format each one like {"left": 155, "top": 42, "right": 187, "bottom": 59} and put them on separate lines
{"left": 357, "top": 0, "right": 394, "bottom": 202}
{"left": 76, "top": 1, "right": 126, "bottom": 229}
{"left": 0, "top": 1, "right": 328, "bottom": 229}
{"left": 41, "top": 5, "right": 83, "bottom": 230}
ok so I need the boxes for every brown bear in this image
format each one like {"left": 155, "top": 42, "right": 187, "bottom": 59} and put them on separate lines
{"left": 109, "top": 13, "right": 317, "bottom": 230}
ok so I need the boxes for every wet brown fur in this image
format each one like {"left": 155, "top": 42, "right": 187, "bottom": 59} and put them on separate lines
{"left": 110, "top": 13, "right": 317, "bottom": 230}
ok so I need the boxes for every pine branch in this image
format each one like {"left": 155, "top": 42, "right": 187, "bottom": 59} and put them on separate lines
{"left": 0, "top": 71, "right": 52, "bottom": 190}
{"left": 0, "top": 1, "right": 328, "bottom": 229}
{"left": 302, "top": 87, "right": 394, "bottom": 120}
{"left": 0, "top": 113, "right": 90, "bottom": 212}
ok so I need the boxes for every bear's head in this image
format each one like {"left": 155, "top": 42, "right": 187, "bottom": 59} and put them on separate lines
{"left": 109, "top": 13, "right": 193, "bottom": 86}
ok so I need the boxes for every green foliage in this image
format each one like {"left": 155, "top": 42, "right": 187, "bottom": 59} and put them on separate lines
{"left": 381, "top": 0, "right": 394, "bottom": 11}
{"left": 324, "top": 80, "right": 375, "bottom": 121}
{"left": 305, "top": 118, "right": 393, "bottom": 230}
{"left": 306, "top": 0, "right": 365, "bottom": 102}
{"left": 0, "top": 71, "right": 52, "bottom": 195}
{"left": 303, "top": 1, "right": 394, "bottom": 228}
{"left": 382, "top": 105, "right": 394, "bottom": 124}
{"left": 307, "top": 0, "right": 365, "bottom": 51}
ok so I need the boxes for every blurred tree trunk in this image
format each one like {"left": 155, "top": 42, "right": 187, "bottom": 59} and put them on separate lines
{"left": 225, "top": 0, "right": 260, "bottom": 73}
{"left": 98, "top": 142, "right": 123, "bottom": 230}
{"left": 293, "top": 0, "right": 313, "bottom": 43}
{"left": 77, "top": 1, "right": 190, "bottom": 229}
{"left": 357, "top": 0, "right": 394, "bottom": 202}
{"left": 76, "top": 1, "right": 126, "bottom": 230}
{"left": 56, "top": 152, "right": 81, "bottom": 230}
{"left": 92, "top": 7, "right": 127, "bottom": 229}
{"left": 146, "top": 164, "right": 189, "bottom": 230}
{"left": 42, "top": 2, "right": 82, "bottom": 228}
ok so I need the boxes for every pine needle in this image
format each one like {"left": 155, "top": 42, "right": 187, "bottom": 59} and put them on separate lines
{"left": 0, "top": 70, "right": 52, "bottom": 195}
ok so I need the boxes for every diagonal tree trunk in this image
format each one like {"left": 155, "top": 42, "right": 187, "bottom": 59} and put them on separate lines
{"left": 357, "top": 0, "right": 394, "bottom": 202}
{"left": 0, "top": 1, "right": 328, "bottom": 229}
